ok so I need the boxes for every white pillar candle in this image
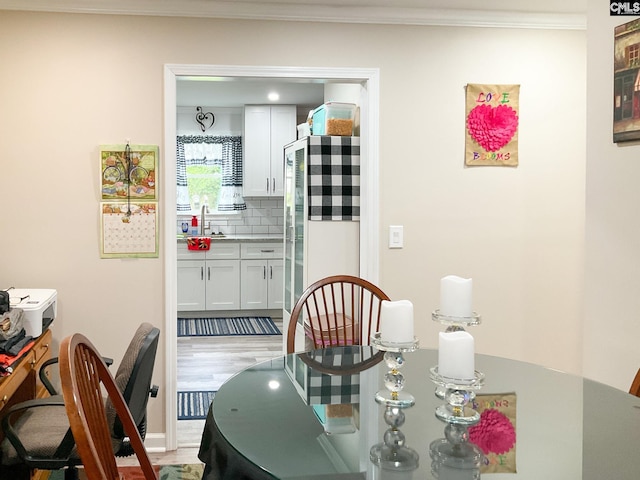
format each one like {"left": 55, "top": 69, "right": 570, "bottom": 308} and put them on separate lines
{"left": 440, "top": 275, "right": 473, "bottom": 317}
{"left": 438, "top": 331, "right": 475, "bottom": 380}
{"left": 379, "top": 300, "right": 414, "bottom": 343}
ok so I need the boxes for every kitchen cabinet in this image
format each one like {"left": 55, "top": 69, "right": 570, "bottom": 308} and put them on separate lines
{"left": 240, "top": 242, "right": 284, "bottom": 310}
{"left": 243, "top": 105, "right": 296, "bottom": 197}
{"left": 283, "top": 137, "right": 360, "bottom": 351}
{"left": 177, "top": 243, "right": 240, "bottom": 311}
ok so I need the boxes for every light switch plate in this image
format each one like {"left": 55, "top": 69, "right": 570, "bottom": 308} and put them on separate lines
{"left": 389, "top": 225, "right": 403, "bottom": 248}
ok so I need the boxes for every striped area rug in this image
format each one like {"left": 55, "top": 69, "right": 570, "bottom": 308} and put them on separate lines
{"left": 177, "top": 316, "right": 281, "bottom": 337}
{"left": 178, "top": 390, "right": 217, "bottom": 420}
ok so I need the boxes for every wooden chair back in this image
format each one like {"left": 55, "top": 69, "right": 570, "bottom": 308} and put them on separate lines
{"left": 287, "top": 275, "right": 390, "bottom": 353}
{"left": 630, "top": 368, "right": 640, "bottom": 397}
{"left": 59, "top": 333, "right": 157, "bottom": 480}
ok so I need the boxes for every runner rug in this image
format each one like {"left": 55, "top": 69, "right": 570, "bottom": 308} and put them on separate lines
{"left": 47, "top": 463, "right": 204, "bottom": 480}
{"left": 178, "top": 390, "right": 217, "bottom": 420}
{"left": 177, "top": 316, "right": 281, "bottom": 337}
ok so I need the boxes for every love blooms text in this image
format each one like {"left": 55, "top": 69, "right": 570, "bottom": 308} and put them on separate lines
{"left": 475, "top": 91, "right": 512, "bottom": 105}
{"left": 472, "top": 151, "right": 511, "bottom": 161}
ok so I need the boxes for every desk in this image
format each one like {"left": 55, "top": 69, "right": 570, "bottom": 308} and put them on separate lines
{"left": 0, "top": 328, "right": 52, "bottom": 423}
{"left": 199, "top": 346, "right": 640, "bottom": 480}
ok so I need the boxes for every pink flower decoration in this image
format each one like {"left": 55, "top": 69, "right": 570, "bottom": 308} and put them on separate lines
{"left": 468, "top": 408, "right": 516, "bottom": 455}
{"left": 467, "top": 104, "right": 519, "bottom": 152}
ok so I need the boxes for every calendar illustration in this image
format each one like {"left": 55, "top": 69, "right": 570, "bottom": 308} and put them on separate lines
{"left": 100, "top": 202, "right": 158, "bottom": 258}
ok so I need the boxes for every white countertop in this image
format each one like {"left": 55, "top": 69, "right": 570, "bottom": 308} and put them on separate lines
{"left": 177, "top": 234, "right": 283, "bottom": 243}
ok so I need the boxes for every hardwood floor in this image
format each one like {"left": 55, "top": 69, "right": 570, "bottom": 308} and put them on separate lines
{"left": 176, "top": 317, "right": 284, "bottom": 446}
{"left": 118, "top": 317, "right": 285, "bottom": 467}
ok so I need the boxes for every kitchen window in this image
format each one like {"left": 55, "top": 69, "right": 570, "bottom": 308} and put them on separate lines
{"left": 177, "top": 135, "right": 246, "bottom": 213}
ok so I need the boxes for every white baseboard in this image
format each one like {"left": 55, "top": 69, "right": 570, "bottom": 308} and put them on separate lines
{"left": 144, "top": 432, "right": 167, "bottom": 452}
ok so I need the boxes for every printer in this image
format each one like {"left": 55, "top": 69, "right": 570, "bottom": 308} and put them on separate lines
{"left": 8, "top": 289, "right": 57, "bottom": 337}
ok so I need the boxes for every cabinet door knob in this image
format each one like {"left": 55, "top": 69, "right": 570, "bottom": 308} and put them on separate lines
{"left": 261, "top": 249, "right": 275, "bottom": 253}
{"left": 272, "top": 177, "right": 276, "bottom": 192}
{"left": 266, "top": 178, "right": 270, "bottom": 193}
{"left": 208, "top": 266, "right": 211, "bottom": 281}
{"left": 263, "top": 266, "right": 266, "bottom": 279}
{"left": 270, "top": 265, "right": 273, "bottom": 279}
{"left": 201, "top": 266, "right": 204, "bottom": 280}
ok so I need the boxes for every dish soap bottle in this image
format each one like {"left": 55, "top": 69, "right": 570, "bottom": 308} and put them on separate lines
{"left": 190, "top": 216, "right": 199, "bottom": 235}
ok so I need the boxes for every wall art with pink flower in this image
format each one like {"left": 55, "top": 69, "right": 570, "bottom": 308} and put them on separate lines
{"left": 465, "top": 84, "right": 520, "bottom": 167}
{"left": 468, "top": 392, "right": 517, "bottom": 473}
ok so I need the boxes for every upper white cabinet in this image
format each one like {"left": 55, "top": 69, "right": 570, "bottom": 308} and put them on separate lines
{"left": 243, "top": 105, "right": 297, "bottom": 197}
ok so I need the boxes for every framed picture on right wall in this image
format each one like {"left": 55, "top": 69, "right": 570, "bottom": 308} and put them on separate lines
{"left": 613, "top": 19, "right": 640, "bottom": 142}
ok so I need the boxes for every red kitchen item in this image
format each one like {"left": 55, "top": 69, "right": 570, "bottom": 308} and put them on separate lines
{"left": 187, "top": 237, "right": 211, "bottom": 251}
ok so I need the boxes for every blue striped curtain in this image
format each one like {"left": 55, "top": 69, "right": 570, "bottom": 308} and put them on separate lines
{"left": 176, "top": 135, "right": 246, "bottom": 212}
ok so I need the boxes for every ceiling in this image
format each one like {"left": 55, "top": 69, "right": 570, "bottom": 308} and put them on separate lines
{"left": 177, "top": 77, "right": 327, "bottom": 108}
{"left": 0, "top": 0, "right": 587, "bottom": 29}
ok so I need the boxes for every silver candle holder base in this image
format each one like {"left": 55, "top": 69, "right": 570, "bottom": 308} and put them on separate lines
{"left": 370, "top": 404, "right": 419, "bottom": 472}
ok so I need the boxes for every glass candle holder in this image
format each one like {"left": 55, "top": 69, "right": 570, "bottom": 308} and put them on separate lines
{"left": 430, "top": 423, "right": 484, "bottom": 480}
{"left": 432, "top": 310, "right": 481, "bottom": 331}
{"left": 432, "top": 310, "right": 481, "bottom": 399}
{"left": 370, "top": 405, "right": 419, "bottom": 473}
{"left": 429, "top": 367, "right": 484, "bottom": 425}
{"left": 371, "top": 333, "right": 419, "bottom": 408}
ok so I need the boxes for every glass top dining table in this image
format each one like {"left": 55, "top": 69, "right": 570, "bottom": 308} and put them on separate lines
{"left": 197, "top": 346, "right": 640, "bottom": 480}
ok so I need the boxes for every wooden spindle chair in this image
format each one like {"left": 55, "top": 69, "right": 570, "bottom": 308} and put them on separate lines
{"left": 59, "top": 333, "right": 157, "bottom": 480}
{"left": 287, "top": 275, "right": 390, "bottom": 353}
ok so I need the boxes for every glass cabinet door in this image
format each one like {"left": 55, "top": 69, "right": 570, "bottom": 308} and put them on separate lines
{"left": 293, "top": 145, "right": 305, "bottom": 312}
{"left": 283, "top": 139, "right": 307, "bottom": 318}
{"left": 284, "top": 144, "right": 295, "bottom": 315}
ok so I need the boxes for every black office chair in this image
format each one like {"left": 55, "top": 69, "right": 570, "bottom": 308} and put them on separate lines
{"left": 0, "top": 322, "right": 160, "bottom": 480}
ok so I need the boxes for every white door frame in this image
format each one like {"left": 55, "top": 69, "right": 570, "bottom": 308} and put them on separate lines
{"left": 163, "top": 64, "right": 380, "bottom": 450}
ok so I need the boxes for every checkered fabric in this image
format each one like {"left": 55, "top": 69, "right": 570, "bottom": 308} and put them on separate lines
{"left": 304, "top": 346, "right": 371, "bottom": 405}
{"left": 307, "top": 136, "right": 360, "bottom": 221}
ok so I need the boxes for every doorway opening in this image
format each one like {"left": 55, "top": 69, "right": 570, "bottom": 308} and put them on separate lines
{"left": 163, "top": 64, "right": 380, "bottom": 451}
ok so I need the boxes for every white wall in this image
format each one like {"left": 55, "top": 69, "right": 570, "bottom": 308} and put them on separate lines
{"left": 0, "top": 11, "right": 586, "bottom": 439}
{"left": 584, "top": 2, "right": 640, "bottom": 391}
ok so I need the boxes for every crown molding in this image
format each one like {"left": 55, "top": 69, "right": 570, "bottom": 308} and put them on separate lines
{"left": 0, "top": 0, "right": 587, "bottom": 30}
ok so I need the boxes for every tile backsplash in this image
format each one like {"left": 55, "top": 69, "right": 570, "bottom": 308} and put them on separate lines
{"left": 177, "top": 197, "right": 284, "bottom": 236}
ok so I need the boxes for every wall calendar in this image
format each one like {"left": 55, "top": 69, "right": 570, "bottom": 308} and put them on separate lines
{"left": 100, "top": 202, "right": 158, "bottom": 258}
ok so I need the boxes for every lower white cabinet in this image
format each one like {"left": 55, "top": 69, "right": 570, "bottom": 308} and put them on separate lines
{"left": 240, "top": 242, "right": 284, "bottom": 310}
{"left": 241, "top": 259, "right": 284, "bottom": 309}
{"left": 177, "top": 240, "right": 284, "bottom": 312}
{"left": 177, "top": 243, "right": 240, "bottom": 311}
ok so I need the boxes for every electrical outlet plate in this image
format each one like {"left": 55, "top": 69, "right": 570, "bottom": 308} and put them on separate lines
{"left": 389, "top": 225, "right": 403, "bottom": 248}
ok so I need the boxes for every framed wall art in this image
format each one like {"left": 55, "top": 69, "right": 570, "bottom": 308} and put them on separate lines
{"left": 614, "top": 19, "right": 640, "bottom": 142}
{"left": 100, "top": 144, "right": 158, "bottom": 200}
{"left": 465, "top": 84, "right": 520, "bottom": 167}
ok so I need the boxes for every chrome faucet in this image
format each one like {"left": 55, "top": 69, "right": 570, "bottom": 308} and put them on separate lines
{"left": 200, "top": 203, "right": 210, "bottom": 236}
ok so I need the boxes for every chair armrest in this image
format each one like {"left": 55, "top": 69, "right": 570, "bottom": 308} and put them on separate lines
{"left": 39, "top": 356, "right": 114, "bottom": 395}
{"left": 38, "top": 357, "right": 61, "bottom": 395}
